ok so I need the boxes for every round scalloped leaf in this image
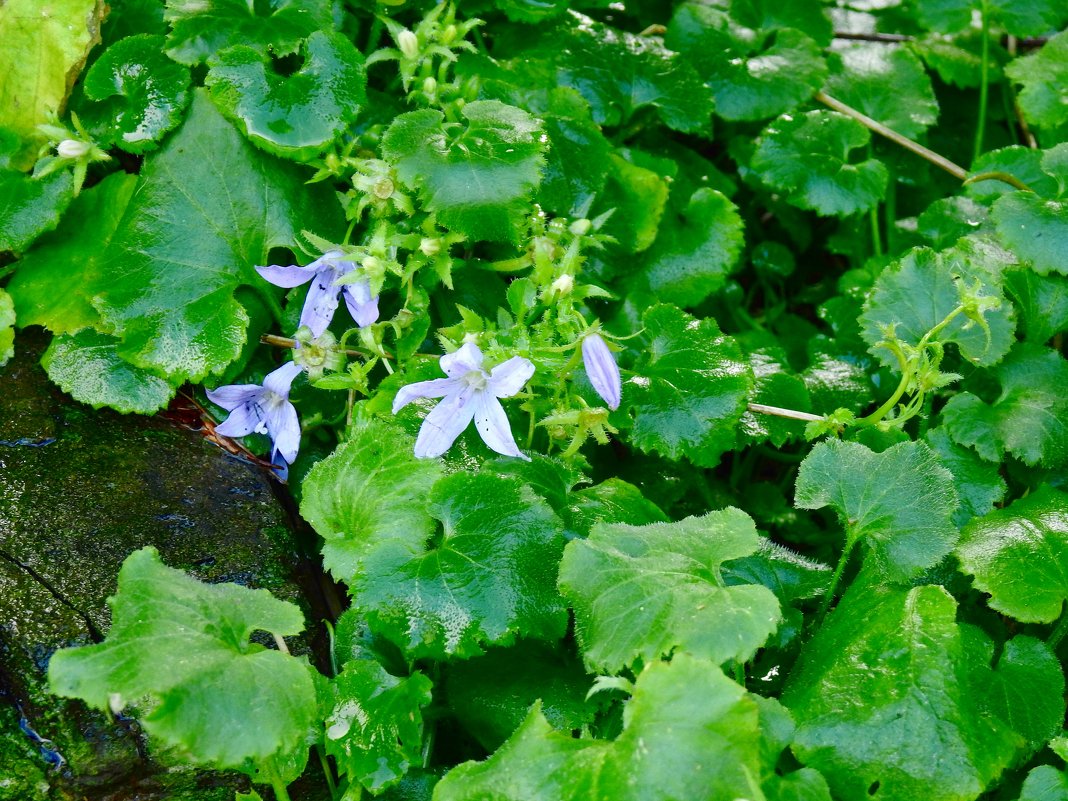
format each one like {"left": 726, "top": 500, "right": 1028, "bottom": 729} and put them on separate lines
{"left": 859, "top": 239, "right": 1016, "bottom": 369}
{"left": 80, "top": 34, "right": 191, "bottom": 153}
{"left": 794, "top": 440, "right": 959, "bottom": 583}
{"left": 926, "top": 427, "right": 1006, "bottom": 527}
{"left": 207, "top": 30, "right": 366, "bottom": 161}
{"left": 993, "top": 192, "right": 1068, "bottom": 276}
{"left": 752, "top": 111, "right": 888, "bottom": 217}
{"left": 782, "top": 581, "right": 1030, "bottom": 801}
{"left": 625, "top": 304, "right": 753, "bottom": 467}
{"left": 942, "top": 343, "right": 1068, "bottom": 467}
{"left": 48, "top": 547, "right": 316, "bottom": 773}
{"left": 730, "top": 0, "right": 833, "bottom": 45}
{"left": 353, "top": 472, "right": 568, "bottom": 661}
{"left": 825, "top": 44, "right": 937, "bottom": 140}
{"left": 42, "top": 330, "right": 179, "bottom": 414}
{"left": 1004, "top": 269, "right": 1068, "bottom": 344}
{"left": 956, "top": 486, "right": 1068, "bottom": 623}
{"left": 0, "top": 169, "right": 73, "bottom": 253}
{"left": 164, "top": 0, "right": 332, "bottom": 65}
{"left": 299, "top": 417, "right": 443, "bottom": 584}
{"left": 559, "top": 509, "right": 781, "bottom": 673}
{"left": 1019, "top": 766, "right": 1068, "bottom": 801}
{"left": 917, "top": 0, "right": 1067, "bottom": 38}
{"left": 382, "top": 101, "right": 546, "bottom": 244}
{"left": 666, "top": 4, "right": 827, "bottom": 122}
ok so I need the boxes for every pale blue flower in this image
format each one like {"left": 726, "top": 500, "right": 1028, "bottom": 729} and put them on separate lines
{"left": 256, "top": 250, "right": 379, "bottom": 338}
{"left": 207, "top": 361, "right": 303, "bottom": 479}
{"left": 392, "top": 343, "right": 534, "bottom": 459}
{"left": 581, "top": 333, "right": 621, "bottom": 410}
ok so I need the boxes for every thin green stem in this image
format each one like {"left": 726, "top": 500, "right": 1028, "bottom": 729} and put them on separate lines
{"left": 816, "top": 91, "right": 968, "bottom": 181}
{"left": 317, "top": 745, "right": 339, "bottom": 801}
{"left": 974, "top": 2, "right": 991, "bottom": 162}
{"left": 816, "top": 535, "right": 858, "bottom": 624}
{"left": 868, "top": 145, "right": 883, "bottom": 258}
{"left": 1049, "top": 603, "right": 1068, "bottom": 649}
{"left": 884, "top": 168, "right": 897, "bottom": 254}
{"left": 256, "top": 286, "right": 286, "bottom": 327}
{"left": 271, "top": 778, "right": 292, "bottom": 801}
{"left": 962, "top": 171, "right": 1034, "bottom": 192}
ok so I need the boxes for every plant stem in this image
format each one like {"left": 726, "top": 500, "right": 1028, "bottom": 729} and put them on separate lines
{"left": 256, "top": 286, "right": 287, "bottom": 327}
{"left": 974, "top": 1, "right": 991, "bottom": 162}
{"left": 1049, "top": 604, "right": 1068, "bottom": 649}
{"left": 271, "top": 778, "right": 292, "bottom": 801}
{"left": 816, "top": 534, "right": 858, "bottom": 624}
{"left": 317, "top": 745, "right": 339, "bottom": 801}
{"left": 260, "top": 334, "right": 366, "bottom": 359}
{"left": 747, "top": 402, "right": 824, "bottom": 423}
{"left": 884, "top": 167, "right": 897, "bottom": 254}
{"left": 815, "top": 91, "right": 968, "bottom": 181}
{"left": 962, "top": 171, "right": 1034, "bottom": 192}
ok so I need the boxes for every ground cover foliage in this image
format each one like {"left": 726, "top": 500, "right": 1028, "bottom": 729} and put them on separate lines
{"left": 2, "top": 0, "right": 1068, "bottom": 798}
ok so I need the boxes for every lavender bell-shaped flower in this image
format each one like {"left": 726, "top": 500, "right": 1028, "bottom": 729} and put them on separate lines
{"left": 392, "top": 342, "right": 534, "bottom": 460}
{"left": 207, "top": 361, "right": 303, "bottom": 479}
{"left": 581, "top": 333, "right": 621, "bottom": 410}
{"left": 256, "top": 250, "right": 379, "bottom": 337}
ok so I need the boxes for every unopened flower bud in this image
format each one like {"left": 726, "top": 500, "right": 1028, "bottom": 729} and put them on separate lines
{"left": 550, "top": 274, "right": 574, "bottom": 296}
{"left": 581, "top": 333, "right": 621, "bottom": 411}
{"left": 57, "top": 138, "right": 90, "bottom": 159}
{"left": 420, "top": 237, "right": 441, "bottom": 257}
{"left": 569, "top": 218, "right": 592, "bottom": 236}
{"left": 441, "top": 24, "right": 458, "bottom": 44}
{"left": 372, "top": 177, "right": 395, "bottom": 199}
{"left": 422, "top": 76, "right": 437, "bottom": 97}
{"left": 397, "top": 29, "right": 419, "bottom": 60}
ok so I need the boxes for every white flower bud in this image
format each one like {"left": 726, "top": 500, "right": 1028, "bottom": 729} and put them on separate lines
{"left": 422, "top": 76, "right": 437, "bottom": 97}
{"left": 397, "top": 29, "right": 419, "bottom": 60}
{"left": 57, "top": 138, "right": 90, "bottom": 159}
{"left": 569, "top": 218, "right": 592, "bottom": 236}
{"left": 419, "top": 237, "right": 441, "bottom": 257}
{"left": 550, "top": 274, "right": 574, "bottom": 296}
{"left": 581, "top": 333, "right": 622, "bottom": 411}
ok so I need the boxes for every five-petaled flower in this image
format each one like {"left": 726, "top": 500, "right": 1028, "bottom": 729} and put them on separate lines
{"left": 392, "top": 342, "right": 534, "bottom": 460}
{"left": 257, "top": 250, "right": 379, "bottom": 338}
{"left": 207, "top": 361, "right": 303, "bottom": 479}
{"left": 581, "top": 333, "right": 621, "bottom": 411}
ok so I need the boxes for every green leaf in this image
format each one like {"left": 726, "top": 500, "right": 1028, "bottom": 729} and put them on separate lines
{"left": 435, "top": 655, "right": 766, "bottom": 801}
{"left": 558, "top": 509, "right": 781, "bottom": 673}
{"left": 925, "top": 427, "right": 1007, "bottom": 527}
{"left": 0, "top": 0, "right": 104, "bottom": 167}
{"left": 916, "top": 196, "right": 989, "bottom": 248}
{"left": 956, "top": 486, "right": 1068, "bottom": 623}
{"left": 48, "top": 547, "right": 316, "bottom": 773}
{"left": 0, "top": 289, "right": 13, "bottom": 368}
{"left": 537, "top": 97, "right": 612, "bottom": 217}
{"left": 993, "top": 192, "right": 1068, "bottom": 276}
{"left": 825, "top": 44, "right": 938, "bottom": 140}
{"left": 207, "top": 30, "right": 366, "bottom": 161}
{"left": 625, "top": 304, "right": 753, "bottom": 467}
{"left": 666, "top": 4, "right": 827, "bottom": 122}
{"left": 942, "top": 343, "right": 1068, "bottom": 467}
{"left": 164, "top": 0, "right": 332, "bottom": 65}
{"left": 967, "top": 146, "right": 1060, "bottom": 201}
{"left": 8, "top": 90, "right": 340, "bottom": 386}
{"left": 917, "top": 0, "right": 1067, "bottom": 38}
{"left": 794, "top": 440, "right": 959, "bottom": 583}
{"left": 633, "top": 188, "right": 744, "bottom": 307}
{"left": 566, "top": 479, "right": 668, "bottom": 538}
{"left": 597, "top": 153, "right": 670, "bottom": 254}
{"left": 1004, "top": 269, "right": 1068, "bottom": 343}
{"left": 859, "top": 239, "right": 1016, "bottom": 369}
{"left": 984, "top": 636, "right": 1065, "bottom": 751}
{"left": 782, "top": 582, "right": 1021, "bottom": 801}
{"left": 80, "top": 34, "right": 191, "bottom": 153}
{"left": 0, "top": 169, "right": 73, "bottom": 253}
{"left": 325, "top": 660, "right": 432, "bottom": 794}
{"left": 722, "top": 539, "right": 832, "bottom": 608}
{"left": 353, "top": 472, "right": 568, "bottom": 660}
{"left": 1019, "top": 766, "right": 1068, "bottom": 801}
{"left": 300, "top": 417, "right": 443, "bottom": 585}
{"left": 912, "top": 33, "right": 986, "bottom": 89}
{"left": 729, "top": 0, "right": 833, "bottom": 45}
{"left": 444, "top": 641, "right": 594, "bottom": 752}
{"left": 41, "top": 330, "right": 180, "bottom": 414}
{"left": 382, "top": 101, "right": 546, "bottom": 243}
{"left": 752, "top": 111, "right": 888, "bottom": 217}
{"left": 1006, "top": 32, "right": 1068, "bottom": 129}
{"left": 738, "top": 346, "right": 814, "bottom": 448}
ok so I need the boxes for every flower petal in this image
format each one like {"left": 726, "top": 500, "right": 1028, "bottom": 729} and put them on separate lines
{"left": 214, "top": 400, "right": 265, "bottom": 438}
{"left": 441, "top": 342, "right": 484, "bottom": 378}
{"left": 392, "top": 377, "right": 463, "bottom": 413}
{"left": 473, "top": 392, "right": 528, "bottom": 460}
{"left": 263, "top": 360, "right": 303, "bottom": 398}
{"left": 269, "top": 444, "right": 290, "bottom": 481}
{"left": 255, "top": 262, "right": 318, "bottom": 289}
{"left": 413, "top": 387, "right": 477, "bottom": 458}
{"left": 342, "top": 280, "right": 380, "bottom": 328}
{"left": 488, "top": 356, "right": 535, "bottom": 398}
{"left": 299, "top": 266, "right": 342, "bottom": 337}
{"left": 206, "top": 383, "right": 261, "bottom": 411}
{"left": 581, "top": 334, "right": 622, "bottom": 410}
{"left": 265, "top": 398, "right": 301, "bottom": 464}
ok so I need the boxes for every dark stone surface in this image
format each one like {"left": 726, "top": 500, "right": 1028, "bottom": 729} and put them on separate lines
{"left": 0, "top": 331, "right": 336, "bottom": 799}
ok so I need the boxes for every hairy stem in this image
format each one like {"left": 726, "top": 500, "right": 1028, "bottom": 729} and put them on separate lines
{"left": 816, "top": 91, "right": 968, "bottom": 181}
{"left": 816, "top": 534, "right": 858, "bottom": 624}
{"left": 974, "top": 2, "right": 991, "bottom": 162}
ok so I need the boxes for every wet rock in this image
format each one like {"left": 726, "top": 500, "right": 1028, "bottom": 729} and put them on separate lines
{"left": 0, "top": 331, "right": 333, "bottom": 799}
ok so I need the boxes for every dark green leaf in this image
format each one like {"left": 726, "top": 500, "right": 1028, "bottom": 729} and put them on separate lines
{"left": 956, "top": 486, "right": 1068, "bottom": 623}
{"left": 597, "top": 153, "right": 670, "bottom": 254}
{"left": 926, "top": 427, "right": 1007, "bottom": 527}
{"left": 917, "top": 0, "right": 1067, "bottom": 38}
{"left": 916, "top": 196, "right": 989, "bottom": 248}
{"left": 382, "top": 101, "right": 546, "bottom": 243}
{"left": 794, "top": 440, "right": 959, "bottom": 583}
{"left": 1006, "top": 32, "right": 1068, "bottom": 128}
{"left": 558, "top": 509, "right": 781, "bottom": 672}
{"left": 1004, "top": 269, "right": 1068, "bottom": 343}
{"left": 625, "top": 304, "right": 752, "bottom": 466}
{"left": 993, "top": 192, "right": 1068, "bottom": 276}
{"left": 207, "top": 30, "right": 366, "bottom": 160}
{"left": 566, "top": 479, "right": 668, "bottom": 537}
{"left": 80, "top": 34, "right": 191, "bottom": 153}
{"left": 729, "top": 0, "right": 833, "bottom": 44}
{"left": 0, "top": 169, "right": 73, "bottom": 253}
{"left": 738, "top": 346, "right": 813, "bottom": 447}
{"left": 723, "top": 539, "right": 832, "bottom": 608}
{"left": 752, "top": 111, "right": 888, "bottom": 217}
{"left": 984, "top": 636, "right": 1065, "bottom": 751}
{"left": 942, "top": 343, "right": 1068, "bottom": 467}
{"left": 48, "top": 547, "right": 316, "bottom": 774}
